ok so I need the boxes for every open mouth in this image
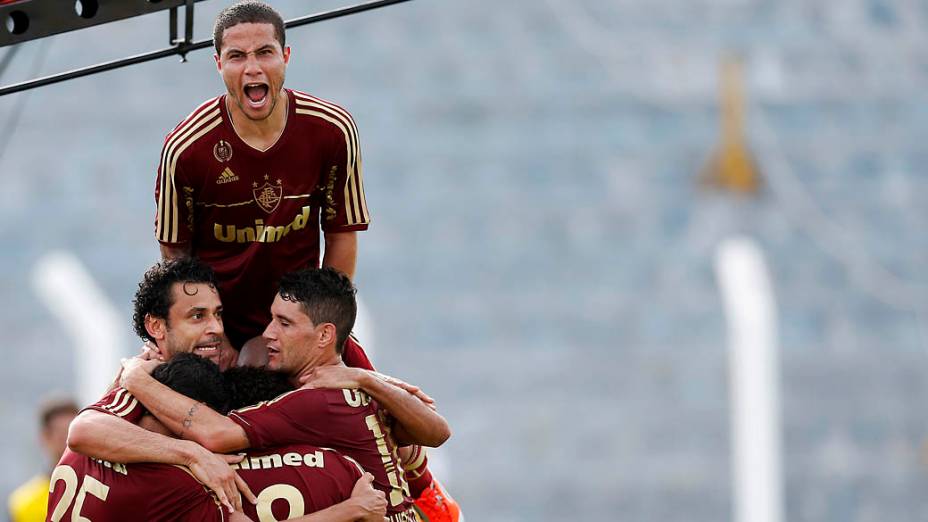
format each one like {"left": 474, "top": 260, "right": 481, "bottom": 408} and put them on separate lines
{"left": 194, "top": 342, "right": 221, "bottom": 357}
{"left": 243, "top": 82, "right": 269, "bottom": 108}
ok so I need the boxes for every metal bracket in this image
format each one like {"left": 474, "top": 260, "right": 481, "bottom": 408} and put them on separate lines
{"left": 169, "top": 0, "right": 195, "bottom": 62}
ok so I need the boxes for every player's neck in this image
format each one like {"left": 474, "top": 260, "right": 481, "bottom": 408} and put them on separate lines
{"left": 226, "top": 89, "right": 288, "bottom": 151}
{"left": 293, "top": 352, "right": 344, "bottom": 385}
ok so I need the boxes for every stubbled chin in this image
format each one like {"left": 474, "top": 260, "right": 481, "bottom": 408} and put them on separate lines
{"left": 237, "top": 94, "right": 275, "bottom": 120}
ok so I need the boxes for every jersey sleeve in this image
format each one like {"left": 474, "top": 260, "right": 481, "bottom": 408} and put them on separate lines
{"left": 319, "top": 110, "right": 370, "bottom": 233}
{"left": 154, "top": 134, "right": 194, "bottom": 246}
{"left": 342, "top": 335, "right": 376, "bottom": 371}
{"left": 83, "top": 387, "right": 147, "bottom": 425}
{"left": 228, "top": 390, "right": 328, "bottom": 449}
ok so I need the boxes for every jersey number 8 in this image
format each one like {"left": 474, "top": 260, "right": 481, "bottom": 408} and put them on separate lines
{"left": 255, "top": 483, "right": 305, "bottom": 522}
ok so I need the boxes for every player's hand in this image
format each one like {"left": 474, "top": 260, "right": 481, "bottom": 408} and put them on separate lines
{"left": 139, "top": 340, "right": 165, "bottom": 361}
{"left": 348, "top": 473, "right": 387, "bottom": 521}
{"left": 118, "top": 357, "right": 160, "bottom": 389}
{"left": 299, "top": 366, "right": 366, "bottom": 390}
{"left": 371, "top": 372, "right": 436, "bottom": 410}
{"left": 186, "top": 446, "right": 256, "bottom": 513}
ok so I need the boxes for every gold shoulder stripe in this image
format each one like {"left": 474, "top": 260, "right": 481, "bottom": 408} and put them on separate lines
{"left": 157, "top": 101, "right": 220, "bottom": 242}
{"left": 173, "top": 97, "right": 222, "bottom": 135}
{"left": 292, "top": 92, "right": 360, "bottom": 166}
{"left": 294, "top": 107, "right": 363, "bottom": 224}
{"left": 101, "top": 388, "right": 126, "bottom": 410}
{"left": 157, "top": 110, "right": 223, "bottom": 243}
{"left": 157, "top": 98, "right": 222, "bottom": 243}
{"left": 103, "top": 389, "right": 131, "bottom": 414}
{"left": 293, "top": 105, "right": 369, "bottom": 226}
{"left": 113, "top": 398, "right": 138, "bottom": 417}
{"left": 292, "top": 91, "right": 358, "bottom": 144}
{"left": 157, "top": 106, "right": 221, "bottom": 242}
{"left": 292, "top": 92, "right": 369, "bottom": 224}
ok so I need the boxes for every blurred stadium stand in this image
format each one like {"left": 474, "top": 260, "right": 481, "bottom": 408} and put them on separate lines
{"left": 0, "top": 0, "right": 926, "bottom": 520}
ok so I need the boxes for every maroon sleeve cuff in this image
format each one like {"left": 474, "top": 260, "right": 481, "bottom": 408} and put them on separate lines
{"left": 228, "top": 411, "right": 261, "bottom": 448}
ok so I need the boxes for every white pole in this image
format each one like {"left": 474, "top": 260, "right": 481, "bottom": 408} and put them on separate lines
{"left": 715, "top": 237, "right": 784, "bottom": 522}
{"left": 31, "top": 251, "right": 122, "bottom": 406}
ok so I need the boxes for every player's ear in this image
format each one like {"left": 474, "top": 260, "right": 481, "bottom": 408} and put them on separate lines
{"left": 145, "top": 314, "right": 167, "bottom": 342}
{"left": 214, "top": 53, "right": 222, "bottom": 73}
{"left": 283, "top": 46, "right": 291, "bottom": 65}
{"left": 318, "top": 323, "right": 337, "bottom": 347}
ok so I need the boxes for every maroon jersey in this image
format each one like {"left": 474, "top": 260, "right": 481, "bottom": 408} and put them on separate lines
{"left": 343, "top": 335, "right": 375, "bottom": 371}
{"left": 155, "top": 89, "right": 370, "bottom": 348}
{"left": 234, "top": 445, "right": 362, "bottom": 520}
{"left": 84, "top": 387, "right": 145, "bottom": 425}
{"left": 47, "top": 449, "right": 222, "bottom": 522}
{"left": 229, "top": 388, "right": 415, "bottom": 517}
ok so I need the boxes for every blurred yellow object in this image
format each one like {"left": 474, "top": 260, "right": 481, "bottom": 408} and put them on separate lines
{"left": 7, "top": 475, "right": 49, "bottom": 522}
{"left": 701, "top": 56, "right": 762, "bottom": 194}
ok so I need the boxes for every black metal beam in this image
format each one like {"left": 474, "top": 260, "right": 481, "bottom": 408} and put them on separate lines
{"left": 0, "top": 0, "right": 208, "bottom": 48}
{"left": 0, "top": 0, "right": 413, "bottom": 97}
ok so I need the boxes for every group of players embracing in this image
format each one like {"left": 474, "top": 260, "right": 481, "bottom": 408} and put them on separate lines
{"left": 53, "top": 260, "right": 451, "bottom": 522}
{"left": 47, "top": 1, "right": 462, "bottom": 521}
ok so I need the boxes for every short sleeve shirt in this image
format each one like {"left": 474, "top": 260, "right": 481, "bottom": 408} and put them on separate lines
{"left": 84, "top": 387, "right": 146, "bottom": 425}
{"left": 47, "top": 450, "right": 223, "bottom": 522}
{"left": 229, "top": 388, "right": 413, "bottom": 515}
{"left": 234, "top": 445, "right": 361, "bottom": 520}
{"left": 154, "top": 89, "right": 370, "bottom": 347}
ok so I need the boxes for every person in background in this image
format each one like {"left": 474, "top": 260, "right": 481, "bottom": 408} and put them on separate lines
{"left": 8, "top": 397, "right": 79, "bottom": 522}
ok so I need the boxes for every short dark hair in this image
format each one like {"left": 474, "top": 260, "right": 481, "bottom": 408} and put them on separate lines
{"left": 132, "top": 258, "right": 217, "bottom": 342}
{"left": 222, "top": 366, "right": 293, "bottom": 411}
{"left": 278, "top": 268, "right": 357, "bottom": 354}
{"left": 213, "top": 1, "right": 286, "bottom": 54}
{"left": 151, "top": 353, "right": 229, "bottom": 414}
{"left": 38, "top": 397, "right": 79, "bottom": 431}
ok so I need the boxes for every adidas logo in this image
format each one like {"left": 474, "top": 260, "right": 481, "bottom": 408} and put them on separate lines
{"left": 216, "top": 168, "right": 240, "bottom": 185}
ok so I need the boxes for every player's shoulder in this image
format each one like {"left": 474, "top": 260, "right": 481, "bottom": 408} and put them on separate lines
{"left": 233, "top": 387, "right": 357, "bottom": 417}
{"left": 232, "top": 387, "right": 318, "bottom": 413}
{"left": 163, "top": 95, "right": 225, "bottom": 142}
{"left": 319, "top": 447, "right": 365, "bottom": 476}
{"left": 290, "top": 88, "right": 358, "bottom": 130}
{"left": 84, "top": 386, "right": 143, "bottom": 420}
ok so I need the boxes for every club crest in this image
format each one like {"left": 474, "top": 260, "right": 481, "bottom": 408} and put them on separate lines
{"left": 213, "top": 140, "right": 233, "bottom": 162}
{"left": 253, "top": 176, "right": 283, "bottom": 213}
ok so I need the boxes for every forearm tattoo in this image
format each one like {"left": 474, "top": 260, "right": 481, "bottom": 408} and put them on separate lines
{"left": 179, "top": 402, "right": 201, "bottom": 438}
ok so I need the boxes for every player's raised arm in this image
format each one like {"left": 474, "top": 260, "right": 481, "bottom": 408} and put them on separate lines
{"left": 69, "top": 409, "right": 188, "bottom": 464}
{"left": 301, "top": 366, "right": 451, "bottom": 448}
{"left": 120, "top": 357, "right": 249, "bottom": 453}
{"left": 67, "top": 409, "right": 248, "bottom": 512}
